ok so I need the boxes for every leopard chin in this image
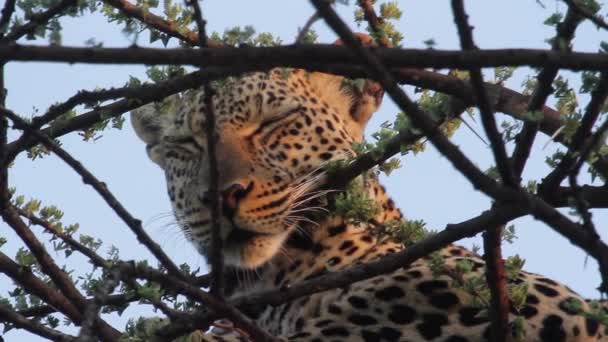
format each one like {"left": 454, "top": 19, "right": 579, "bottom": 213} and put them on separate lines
{"left": 222, "top": 228, "right": 290, "bottom": 269}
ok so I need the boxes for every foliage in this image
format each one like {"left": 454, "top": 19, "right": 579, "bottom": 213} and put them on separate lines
{"left": 3, "top": 0, "right": 608, "bottom": 340}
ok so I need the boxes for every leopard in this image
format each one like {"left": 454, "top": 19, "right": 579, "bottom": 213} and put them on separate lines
{"left": 131, "top": 64, "right": 608, "bottom": 341}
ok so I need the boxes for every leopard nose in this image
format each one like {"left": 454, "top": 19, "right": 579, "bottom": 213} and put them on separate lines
{"left": 221, "top": 183, "right": 248, "bottom": 216}
{"left": 200, "top": 183, "right": 250, "bottom": 218}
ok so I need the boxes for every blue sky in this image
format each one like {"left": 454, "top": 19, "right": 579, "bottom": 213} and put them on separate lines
{"left": 2, "top": 1, "right": 608, "bottom": 340}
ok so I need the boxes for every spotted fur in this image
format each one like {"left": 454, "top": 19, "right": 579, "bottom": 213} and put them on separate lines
{"left": 132, "top": 68, "right": 607, "bottom": 341}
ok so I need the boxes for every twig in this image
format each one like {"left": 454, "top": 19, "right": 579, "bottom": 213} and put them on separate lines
{"left": 511, "top": 8, "right": 582, "bottom": 177}
{"left": 0, "top": 206, "right": 121, "bottom": 341}
{"left": 7, "top": 79, "right": 204, "bottom": 163}
{"left": 1, "top": 106, "right": 187, "bottom": 282}
{"left": 0, "top": 304, "right": 76, "bottom": 341}
{"left": 0, "top": 0, "right": 77, "bottom": 43}
{"left": 0, "top": 62, "right": 7, "bottom": 208}
{"left": 451, "top": 0, "right": 514, "bottom": 187}
{"left": 295, "top": 12, "right": 320, "bottom": 43}
{"left": 357, "top": 0, "right": 391, "bottom": 47}
{"left": 75, "top": 268, "right": 121, "bottom": 342}
{"left": 16, "top": 206, "right": 109, "bottom": 269}
{"left": 188, "top": 0, "right": 225, "bottom": 298}
{"left": 562, "top": 0, "right": 608, "bottom": 30}
{"left": 0, "top": 0, "right": 16, "bottom": 36}
{"left": 116, "top": 261, "right": 278, "bottom": 342}
{"left": 101, "top": 0, "right": 221, "bottom": 47}
{"left": 482, "top": 223, "right": 511, "bottom": 342}
{"left": 17, "top": 203, "right": 184, "bottom": 320}
{"left": 18, "top": 292, "right": 137, "bottom": 318}
{"left": 0, "top": 251, "right": 83, "bottom": 327}
{"left": 541, "top": 72, "right": 608, "bottom": 191}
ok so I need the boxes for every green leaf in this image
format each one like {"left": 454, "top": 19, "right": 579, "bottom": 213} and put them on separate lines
{"left": 543, "top": 12, "right": 563, "bottom": 26}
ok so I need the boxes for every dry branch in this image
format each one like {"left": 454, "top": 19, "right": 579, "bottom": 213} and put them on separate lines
{"left": 4, "top": 44, "right": 608, "bottom": 70}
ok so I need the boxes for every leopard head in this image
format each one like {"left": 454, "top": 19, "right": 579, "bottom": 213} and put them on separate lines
{"left": 132, "top": 67, "right": 383, "bottom": 269}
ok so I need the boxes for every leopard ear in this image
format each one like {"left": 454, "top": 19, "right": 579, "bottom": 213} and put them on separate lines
{"left": 334, "top": 33, "right": 384, "bottom": 127}
{"left": 131, "top": 103, "right": 165, "bottom": 167}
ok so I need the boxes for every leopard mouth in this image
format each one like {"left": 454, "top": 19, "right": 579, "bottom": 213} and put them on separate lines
{"left": 220, "top": 223, "right": 290, "bottom": 269}
{"left": 226, "top": 225, "right": 263, "bottom": 244}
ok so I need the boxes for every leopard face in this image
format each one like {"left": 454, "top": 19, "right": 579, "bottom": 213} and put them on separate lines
{"left": 132, "top": 69, "right": 383, "bottom": 269}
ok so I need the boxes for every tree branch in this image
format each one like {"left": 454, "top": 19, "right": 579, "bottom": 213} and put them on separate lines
{"left": 189, "top": 0, "right": 225, "bottom": 298}
{"left": 0, "top": 206, "right": 121, "bottom": 341}
{"left": 562, "top": 0, "right": 608, "bottom": 30}
{"left": 451, "top": 1, "right": 511, "bottom": 340}
{"left": 0, "top": 0, "right": 77, "bottom": 43}
{"left": 451, "top": 0, "right": 514, "bottom": 187}
{"left": 0, "top": 304, "right": 76, "bottom": 341}
{"left": 0, "top": 251, "right": 83, "bottom": 327}
{"left": 101, "top": 0, "right": 221, "bottom": 47}
{"left": 541, "top": 72, "right": 608, "bottom": 192}
{"left": 0, "top": 0, "right": 16, "bottom": 36}
{"left": 4, "top": 44, "right": 608, "bottom": 70}
{"left": 116, "top": 261, "right": 278, "bottom": 342}
{"left": 511, "top": 8, "right": 581, "bottom": 178}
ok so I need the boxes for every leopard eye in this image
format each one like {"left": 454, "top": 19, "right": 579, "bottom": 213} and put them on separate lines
{"left": 252, "top": 106, "right": 303, "bottom": 136}
{"left": 164, "top": 136, "right": 202, "bottom": 155}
